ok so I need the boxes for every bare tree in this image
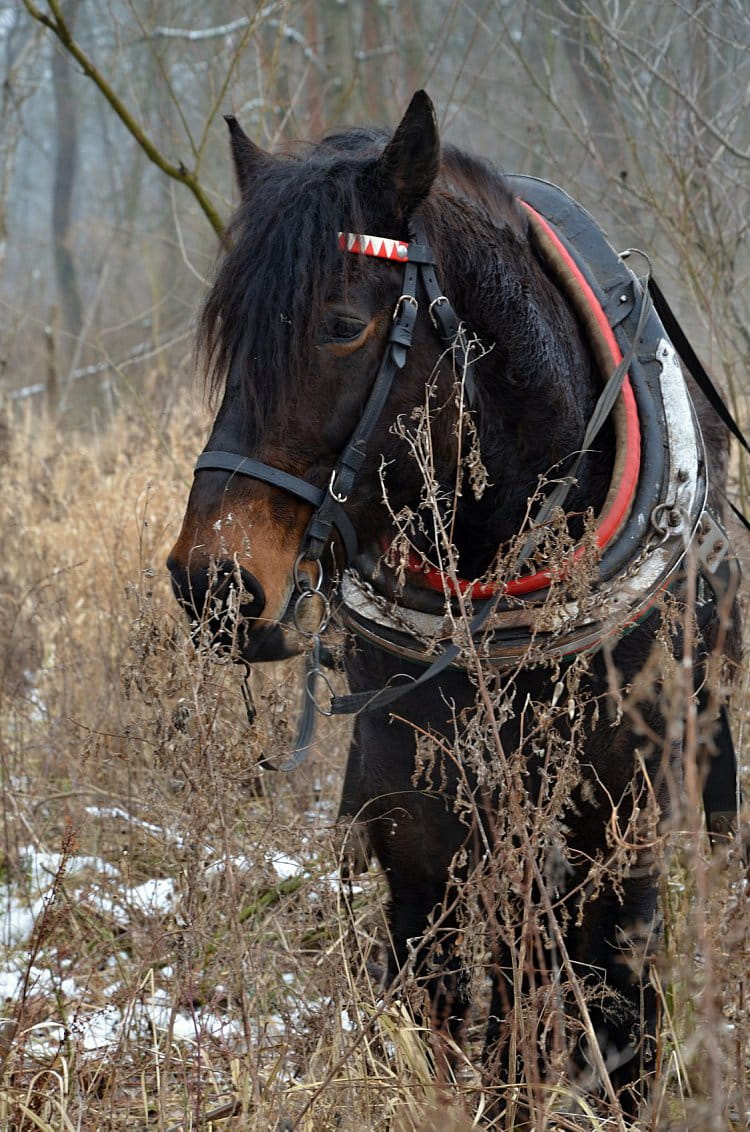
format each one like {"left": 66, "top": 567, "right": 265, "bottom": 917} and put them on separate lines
{"left": 50, "top": 0, "right": 83, "bottom": 355}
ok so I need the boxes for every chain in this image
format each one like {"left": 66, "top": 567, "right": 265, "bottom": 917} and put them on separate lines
{"left": 292, "top": 553, "right": 336, "bottom": 720}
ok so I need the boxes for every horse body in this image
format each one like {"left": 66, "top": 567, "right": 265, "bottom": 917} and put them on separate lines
{"left": 342, "top": 624, "right": 669, "bottom": 1106}
{"left": 167, "top": 92, "right": 731, "bottom": 1121}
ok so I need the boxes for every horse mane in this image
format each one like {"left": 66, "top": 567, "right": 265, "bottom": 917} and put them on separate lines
{"left": 197, "top": 126, "right": 526, "bottom": 440}
{"left": 198, "top": 129, "right": 390, "bottom": 434}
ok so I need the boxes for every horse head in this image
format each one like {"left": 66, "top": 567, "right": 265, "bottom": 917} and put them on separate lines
{"left": 167, "top": 91, "right": 602, "bottom": 663}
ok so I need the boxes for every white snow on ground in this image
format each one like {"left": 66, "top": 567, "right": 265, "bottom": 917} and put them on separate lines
{"left": 1, "top": 848, "right": 120, "bottom": 947}
{"left": 84, "top": 805, "right": 190, "bottom": 848}
{"left": 204, "top": 853, "right": 254, "bottom": 875}
{"left": 0, "top": 835, "right": 240, "bottom": 1057}
{"left": 128, "top": 876, "right": 176, "bottom": 914}
{"left": 268, "top": 852, "right": 305, "bottom": 880}
{"left": 1, "top": 893, "right": 47, "bottom": 949}
{"left": 0, "top": 811, "right": 353, "bottom": 1063}
{"left": 0, "top": 964, "right": 77, "bottom": 1003}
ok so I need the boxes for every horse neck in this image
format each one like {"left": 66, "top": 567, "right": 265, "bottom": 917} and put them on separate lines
{"left": 446, "top": 229, "right": 607, "bottom": 574}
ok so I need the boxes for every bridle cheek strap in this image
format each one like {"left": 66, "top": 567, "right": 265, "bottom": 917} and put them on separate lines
{"left": 300, "top": 244, "right": 420, "bottom": 560}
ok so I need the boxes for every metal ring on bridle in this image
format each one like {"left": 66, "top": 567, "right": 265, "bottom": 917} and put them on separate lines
{"left": 293, "top": 589, "right": 331, "bottom": 636}
{"left": 393, "top": 294, "right": 418, "bottom": 321}
{"left": 293, "top": 554, "right": 324, "bottom": 594}
{"left": 305, "top": 667, "right": 335, "bottom": 716}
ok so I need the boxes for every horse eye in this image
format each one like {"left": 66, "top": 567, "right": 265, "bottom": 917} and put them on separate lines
{"left": 319, "top": 314, "right": 367, "bottom": 344}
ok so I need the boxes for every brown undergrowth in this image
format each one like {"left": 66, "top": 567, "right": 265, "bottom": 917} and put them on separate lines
{"left": 0, "top": 386, "right": 747, "bottom": 1130}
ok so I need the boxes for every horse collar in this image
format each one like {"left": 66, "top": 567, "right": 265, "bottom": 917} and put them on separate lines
{"left": 339, "top": 178, "right": 724, "bottom": 675}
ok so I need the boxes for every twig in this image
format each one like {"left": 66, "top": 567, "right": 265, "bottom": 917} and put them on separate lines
{"left": 20, "top": 0, "right": 225, "bottom": 237}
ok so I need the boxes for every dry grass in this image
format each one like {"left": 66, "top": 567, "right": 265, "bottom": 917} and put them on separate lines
{"left": 0, "top": 387, "right": 747, "bottom": 1130}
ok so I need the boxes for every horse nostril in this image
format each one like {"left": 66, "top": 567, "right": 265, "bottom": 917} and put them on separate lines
{"left": 232, "top": 564, "right": 266, "bottom": 620}
{"left": 166, "top": 556, "right": 266, "bottom": 623}
{"left": 167, "top": 555, "right": 203, "bottom": 614}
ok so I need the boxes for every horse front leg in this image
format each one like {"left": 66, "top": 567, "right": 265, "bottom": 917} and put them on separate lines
{"left": 340, "top": 670, "right": 475, "bottom": 1057}
{"left": 387, "top": 872, "right": 472, "bottom": 1047}
{"left": 566, "top": 869, "right": 661, "bottom": 1121}
{"left": 369, "top": 797, "right": 473, "bottom": 1074}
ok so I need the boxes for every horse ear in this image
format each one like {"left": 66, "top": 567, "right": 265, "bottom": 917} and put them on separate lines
{"left": 377, "top": 90, "right": 440, "bottom": 214}
{"left": 224, "top": 114, "right": 271, "bottom": 196}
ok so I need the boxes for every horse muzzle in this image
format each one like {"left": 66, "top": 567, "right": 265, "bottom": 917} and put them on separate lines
{"left": 166, "top": 553, "right": 327, "bottom": 663}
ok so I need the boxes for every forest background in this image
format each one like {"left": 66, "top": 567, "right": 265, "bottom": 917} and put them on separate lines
{"left": 0, "top": 3, "right": 748, "bottom": 1130}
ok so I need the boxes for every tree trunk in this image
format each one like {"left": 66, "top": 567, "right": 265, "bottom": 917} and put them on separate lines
{"left": 50, "top": 0, "right": 83, "bottom": 355}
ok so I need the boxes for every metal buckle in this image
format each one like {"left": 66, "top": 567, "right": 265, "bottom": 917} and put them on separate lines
{"left": 428, "top": 295, "right": 448, "bottom": 328}
{"left": 328, "top": 467, "right": 348, "bottom": 504}
{"left": 392, "top": 294, "right": 418, "bottom": 322}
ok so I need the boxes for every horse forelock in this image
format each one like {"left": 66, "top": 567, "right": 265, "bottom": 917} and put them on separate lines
{"left": 197, "top": 130, "right": 400, "bottom": 436}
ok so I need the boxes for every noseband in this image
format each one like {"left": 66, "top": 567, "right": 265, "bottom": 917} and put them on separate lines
{"left": 194, "top": 216, "right": 468, "bottom": 568}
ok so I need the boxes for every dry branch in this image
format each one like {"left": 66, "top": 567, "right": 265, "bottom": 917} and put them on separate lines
{"left": 21, "top": 0, "right": 225, "bottom": 237}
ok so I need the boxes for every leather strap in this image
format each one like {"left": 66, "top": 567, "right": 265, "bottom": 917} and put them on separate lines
{"left": 649, "top": 277, "right": 750, "bottom": 457}
{"left": 245, "top": 641, "right": 323, "bottom": 772}
{"left": 330, "top": 591, "right": 498, "bottom": 715}
{"left": 701, "top": 701, "right": 742, "bottom": 848}
{"left": 195, "top": 451, "right": 359, "bottom": 563}
{"left": 300, "top": 247, "right": 421, "bottom": 561}
{"left": 410, "top": 218, "right": 476, "bottom": 403}
{"left": 195, "top": 452, "right": 325, "bottom": 507}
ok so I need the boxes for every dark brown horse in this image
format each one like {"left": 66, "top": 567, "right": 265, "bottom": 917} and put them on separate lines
{"left": 167, "top": 92, "right": 738, "bottom": 1123}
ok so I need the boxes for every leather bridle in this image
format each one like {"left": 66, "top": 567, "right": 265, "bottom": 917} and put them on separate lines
{"left": 193, "top": 215, "right": 472, "bottom": 571}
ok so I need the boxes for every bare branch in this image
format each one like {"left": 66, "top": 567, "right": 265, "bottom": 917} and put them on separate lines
{"left": 20, "top": 0, "right": 226, "bottom": 237}
{"left": 152, "top": 15, "right": 254, "bottom": 42}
